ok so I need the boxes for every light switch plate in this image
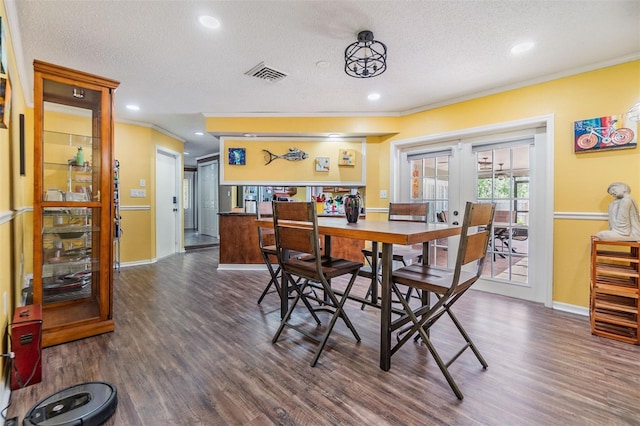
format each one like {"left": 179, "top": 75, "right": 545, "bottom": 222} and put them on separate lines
{"left": 139, "top": 179, "right": 146, "bottom": 187}
{"left": 130, "top": 189, "right": 146, "bottom": 198}
{"left": 380, "top": 189, "right": 388, "bottom": 199}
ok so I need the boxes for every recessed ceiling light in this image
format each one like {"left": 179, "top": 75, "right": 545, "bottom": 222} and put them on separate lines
{"left": 126, "top": 104, "right": 140, "bottom": 111}
{"left": 194, "top": 131, "right": 204, "bottom": 136}
{"left": 368, "top": 93, "right": 381, "bottom": 101}
{"left": 511, "top": 41, "right": 534, "bottom": 55}
{"left": 198, "top": 15, "right": 221, "bottom": 29}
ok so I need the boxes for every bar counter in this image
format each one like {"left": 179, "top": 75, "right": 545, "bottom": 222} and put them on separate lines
{"left": 218, "top": 212, "right": 365, "bottom": 268}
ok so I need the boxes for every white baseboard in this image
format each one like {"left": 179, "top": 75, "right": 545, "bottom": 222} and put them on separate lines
{"left": 552, "top": 301, "right": 589, "bottom": 316}
{"left": 118, "top": 258, "right": 157, "bottom": 268}
{"left": 217, "top": 264, "right": 267, "bottom": 271}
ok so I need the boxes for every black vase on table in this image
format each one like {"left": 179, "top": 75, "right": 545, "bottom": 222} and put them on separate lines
{"left": 344, "top": 194, "right": 360, "bottom": 223}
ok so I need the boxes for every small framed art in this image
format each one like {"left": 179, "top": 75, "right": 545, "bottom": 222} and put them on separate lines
{"left": 228, "top": 147, "right": 246, "bottom": 165}
{"left": 315, "top": 157, "right": 330, "bottom": 172}
{"left": 574, "top": 115, "right": 636, "bottom": 153}
{"left": 338, "top": 148, "right": 355, "bottom": 166}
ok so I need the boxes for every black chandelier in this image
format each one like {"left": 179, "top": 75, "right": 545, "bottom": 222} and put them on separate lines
{"left": 344, "top": 30, "right": 387, "bottom": 78}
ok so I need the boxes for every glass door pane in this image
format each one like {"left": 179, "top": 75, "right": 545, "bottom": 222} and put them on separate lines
{"left": 410, "top": 155, "right": 449, "bottom": 267}
{"left": 475, "top": 145, "right": 530, "bottom": 284}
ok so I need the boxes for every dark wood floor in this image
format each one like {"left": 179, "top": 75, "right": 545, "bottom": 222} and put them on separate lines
{"left": 8, "top": 247, "right": 640, "bottom": 425}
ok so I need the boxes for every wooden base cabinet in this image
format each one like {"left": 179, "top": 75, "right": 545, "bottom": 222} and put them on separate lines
{"left": 590, "top": 238, "right": 640, "bottom": 344}
{"left": 33, "top": 60, "right": 119, "bottom": 347}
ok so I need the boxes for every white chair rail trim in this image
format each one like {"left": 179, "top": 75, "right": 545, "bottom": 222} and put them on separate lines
{"left": 554, "top": 211, "right": 608, "bottom": 220}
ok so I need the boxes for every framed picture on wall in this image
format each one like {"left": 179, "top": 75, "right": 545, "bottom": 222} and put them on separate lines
{"left": 0, "top": 17, "right": 6, "bottom": 75}
{"left": 338, "top": 148, "right": 355, "bottom": 166}
{"left": 574, "top": 115, "right": 636, "bottom": 153}
{"left": 315, "top": 157, "right": 330, "bottom": 172}
{"left": 228, "top": 147, "right": 246, "bottom": 165}
{"left": 0, "top": 75, "right": 11, "bottom": 129}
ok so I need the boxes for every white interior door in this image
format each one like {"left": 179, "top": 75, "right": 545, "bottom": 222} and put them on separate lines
{"left": 156, "top": 149, "right": 179, "bottom": 259}
{"left": 198, "top": 161, "right": 219, "bottom": 237}
{"left": 184, "top": 171, "right": 196, "bottom": 229}
{"left": 395, "top": 124, "right": 552, "bottom": 305}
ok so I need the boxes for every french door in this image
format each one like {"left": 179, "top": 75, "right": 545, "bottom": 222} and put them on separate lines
{"left": 398, "top": 131, "right": 548, "bottom": 304}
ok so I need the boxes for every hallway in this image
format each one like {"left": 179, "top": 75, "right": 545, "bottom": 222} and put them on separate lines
{"left": 184, "top": 229, "right": 218, "bottom": 250}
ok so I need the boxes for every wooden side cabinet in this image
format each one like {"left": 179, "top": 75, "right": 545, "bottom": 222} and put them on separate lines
{"left": 33, "top": 60, "right": 120, "bottom": 347}
{"left": 590, "top": 237, "right": 640, "bottom": 344}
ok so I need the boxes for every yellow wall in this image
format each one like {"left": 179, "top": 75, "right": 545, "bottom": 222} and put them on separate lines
{"left": 114, "top": 124, "right": 184, "bottom": 262}
{"left": 206, "top": 60, "right": 640, "bottom": 308}
{"left": 114, "top": 123, "right": 154, "bottom": 262}
{"left": 221, "top": 138, "right": 365, "bottom": 184}
{"left": 394, "top": 61, "right": 640, "bottom": 307}
{"left": 1, "top": 0, "right": 29, "bottom": 383}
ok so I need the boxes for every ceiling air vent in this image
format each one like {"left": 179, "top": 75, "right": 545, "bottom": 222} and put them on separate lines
{"left": 244, "top": 62, "right": 288, "bottom": 83}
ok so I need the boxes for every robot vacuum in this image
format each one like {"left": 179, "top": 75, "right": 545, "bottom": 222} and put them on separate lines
{"left": 23, "top": 382, "right": 117, "bottom": 426}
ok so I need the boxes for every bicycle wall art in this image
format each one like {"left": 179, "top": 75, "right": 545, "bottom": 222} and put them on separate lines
{"left": 574, "top": 115, "right": 636, "bottom": 153}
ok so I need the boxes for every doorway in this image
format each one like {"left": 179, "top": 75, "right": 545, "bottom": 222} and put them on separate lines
{"left": 392, "top": 117, "right": 553, "bottom": 306}
{"left": 156, "top": 147, "right": 181, "bottom": 259}
{"left": 198, "top": 160, "right": 219, "bottom": 238}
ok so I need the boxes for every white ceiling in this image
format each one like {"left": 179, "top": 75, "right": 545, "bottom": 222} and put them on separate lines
{"left": 6, "top": 0, "right": 640, "bottom": 165}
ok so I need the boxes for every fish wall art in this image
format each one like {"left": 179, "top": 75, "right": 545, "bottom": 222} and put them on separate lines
{"left": 263, "top": 147, "right": 309, "bottom": 165}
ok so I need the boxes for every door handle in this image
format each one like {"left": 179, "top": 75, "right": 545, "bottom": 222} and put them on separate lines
{"left": 452, "top": 221, "right": 459, "bottom": 225}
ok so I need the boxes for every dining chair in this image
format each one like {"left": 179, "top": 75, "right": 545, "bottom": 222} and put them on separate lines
{"left": 271, "top": 201, "right": 363, "bottom": 367}
{"left": 360, "top": 202, "right": 429, "bottom": 306}
{"left": 256, "top": 201, "right": 282, "bottom": 304}
{"left": 390, "top": 201, "right": 495, "bottom": 400}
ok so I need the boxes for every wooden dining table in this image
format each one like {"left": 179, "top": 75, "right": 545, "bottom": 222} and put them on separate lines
{"left": 256, "top": 216, "right": 461, "bottom": 371}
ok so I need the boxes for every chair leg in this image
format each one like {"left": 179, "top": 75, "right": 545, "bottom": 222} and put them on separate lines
{"left": 443, "top": 302, "right": 488, "bottom": 369}
{"left": 272, "top": 275, "right": 322, "bottom": 344}
{"left": 360, "top": 273, "right": 382, "bottom": 310}
{"left": 390, "top": 283, "right": 466, "bottom": 400}
{"left": 311, "top": 272, "right": 361, "bottom": 367}
{"left": 416, "top": 326, "right": 465, "bottom": 400}
{"left": 257, "top": 263, "right": 281, "bottom": 304}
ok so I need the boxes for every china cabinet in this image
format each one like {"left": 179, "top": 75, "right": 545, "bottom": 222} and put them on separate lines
{"left": 33, "top": 60, "right": 119, "bottom": 347}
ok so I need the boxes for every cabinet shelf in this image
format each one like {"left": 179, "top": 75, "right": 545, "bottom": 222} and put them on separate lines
{"left": 42, "top": 258, "right": 99, "bottom": 278}
{"left": 44, "top": 130, "right": 96, "bottom": 148}
{"left": 590, "top": 238, "right": 640, "bottom": 344}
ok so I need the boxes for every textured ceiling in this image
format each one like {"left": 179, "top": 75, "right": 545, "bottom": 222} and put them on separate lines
{"left": 6, "top": 0, "right": 640, "bottom": 165}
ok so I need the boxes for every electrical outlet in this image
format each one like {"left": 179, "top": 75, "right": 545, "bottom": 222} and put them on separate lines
{"left": 380, "top": 189, "right": 388, "bottom": 199}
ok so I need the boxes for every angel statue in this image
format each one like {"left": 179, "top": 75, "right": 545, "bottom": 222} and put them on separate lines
{"left": 596, "top": 182, "right": 640, "bottom": 241}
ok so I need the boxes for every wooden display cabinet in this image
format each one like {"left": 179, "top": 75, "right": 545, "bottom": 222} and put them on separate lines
{"left": 33, "top": 60, "right": 119, "bottom": 347}
{"left": 590, "top": 237, "right": 640, "bottom": 344}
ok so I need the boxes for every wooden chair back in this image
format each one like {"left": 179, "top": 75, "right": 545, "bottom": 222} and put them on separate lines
{"left": 273, "top": 202, "right": 320, "bottom": 263}
{"left": 453, "top": 202, "right": 495, "bottom": 288}
{"left": 257, "top": 201, "right": 275, "bottom": 249}
{"left": 388, "top": 202, "right": 428, "bottom": 222}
